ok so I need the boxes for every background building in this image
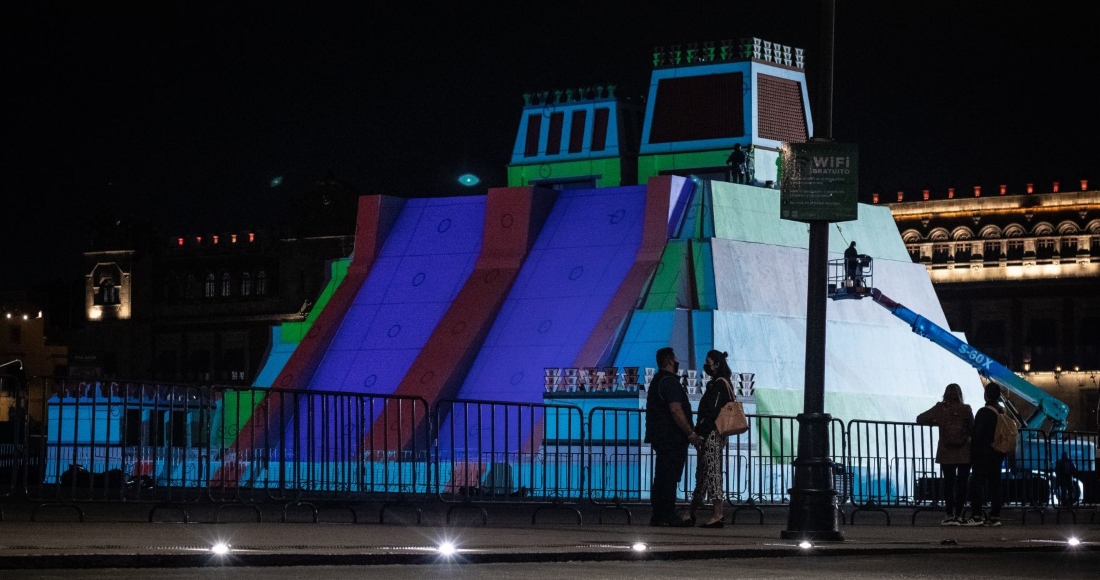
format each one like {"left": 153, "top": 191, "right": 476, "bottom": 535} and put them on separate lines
{"left": 69, "top": 172, "right": 359, "bottom": 389}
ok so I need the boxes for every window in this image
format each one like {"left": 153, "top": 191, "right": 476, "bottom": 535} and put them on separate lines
{"left": 256, "top": 270, "right": 267, "bottom": 295}
{"left": 954, "top": 242, "right": 971, "bottom": 262}
{"left": 98, "top": 278, "right": 119, "bottom": 305}
{"left": 8, "top": 325, "right": 21, "bottom": 344}
{"left": 545, "top": 111, "right": 564, "bottom": 155}
{"left": 240, "top": 272, "right": 252, "bottom": 296}
{"left": 1006, "top": 240, "right": 1025, "bottom": 260}
{"left": 984, "top": 241, "right": 1002, "bottom": 260}
{"left": 1036, "top": 238, "right": 1056, "bottom": 259}
{"left": 932, "top": 244, "right": 950, "bottom": 264}
{"left": 204, "top": 273, "right": 215, "bottom": 298}
{"left": 568, "top": 110, "right": 586, "bottom": 153}
{"left": 221, "top": 272, "right": 231, "bottom": 297}
{"left": 1060, "top": 237, "right": 1077, "bottom": 258}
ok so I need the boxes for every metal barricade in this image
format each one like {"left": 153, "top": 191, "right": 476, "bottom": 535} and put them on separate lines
{"left": 845, "top": 419, "right": 938, "bottom": 523}
{"left": 208, "top": 386, "right": 432, "bottom": 509}
{"left": 26, "top": 378, "right": 210, "bottom": 513}
{"left": 436, "top": 398, "right": 585, "bottom": 523}
{"left": 586, "top": 406, "right": 649, "bottom": 521}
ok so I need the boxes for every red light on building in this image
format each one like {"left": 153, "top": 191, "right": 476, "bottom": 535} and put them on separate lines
{"left": 872, "top": 193, "right": 879, "bottom": 204}
{"left": 196, "top": 236, "right": 202, "bottom": 244}
{"left": 1053, "top": 181, "right": 1060, "bottom": 193}
{"left": 1082, "top": 180, "right": 1088, "bottom": 191}
{"left": 973, "top": 186, "right": 981, "bottom": 197}
{"left": 213, "top": 235, "right": 219, "bottom": 244}
{"left": 922, "top": 189, "right": 930, "bottom": 200}
{"left": 1027, "top": 183, "right": 1034, "bottom": 194}
{"left": 177, "top": 237, "right": 184, "bottom": 246}
{"left": 232, "top": 234, "right": 238, "bottom": 243}
{"left": 896, "top": 191, "right": 904, "bottom": 202}
{"left": 948, "top": 188, "right": 955, "bottom": 199}
{"left": 248, "top": 232, "right": 255, "bottom": 242}
{"left": 999, "top": 184, "right": 1006, "bottom": 195}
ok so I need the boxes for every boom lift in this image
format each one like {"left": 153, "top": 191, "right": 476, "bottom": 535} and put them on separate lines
{"left": 826, "top": 254, "right": 1069, "bottom": 433}
{"left": 828, "top": 254, "right": 1096, "bottom": 505}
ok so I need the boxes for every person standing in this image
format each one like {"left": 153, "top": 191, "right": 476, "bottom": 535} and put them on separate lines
{"left": 1055, "top": 451, "right": 1078, "bottom": 506}
{"left": 844, "top": 241, "right": 860, "bottom": 284}
{"left": 916, "top": 383, "right": 974, "bottom": 525}
{"left": 689, "top": 350, "right": 735, "bottom": 528}
{"left": 645, "top": 347, "right": 696, "bottom": 527}
{"left": 964, "top": 382, "right": 1008, "bottom": 526}
{"left": 726, "top": 143, "right": 748, "bottom": 184}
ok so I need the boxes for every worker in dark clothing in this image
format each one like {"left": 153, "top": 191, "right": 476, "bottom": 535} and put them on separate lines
{"left": 964, "top": 382, "right": 1007, "bottom": 526}
{"left": 727, "top": 144, "right": 748, "bottom": 184}
{"left": 844, "top": 241, "right": 861, "bottom": 286}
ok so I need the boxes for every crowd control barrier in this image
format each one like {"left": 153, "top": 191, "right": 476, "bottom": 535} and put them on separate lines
{"left": 435, "top": 398, "right": 585, "bottom": 523}
{"left": 4, "top": 376, "right": 1096, "bottom": 525}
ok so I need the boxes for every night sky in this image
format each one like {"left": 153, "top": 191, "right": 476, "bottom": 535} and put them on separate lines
{"left": 4, "top": 2, "right": 1096, "bottom": 294}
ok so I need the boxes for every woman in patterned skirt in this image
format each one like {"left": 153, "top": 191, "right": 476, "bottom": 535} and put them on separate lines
{"left": 688, "top": 349, "right": 735, "bottom": 528}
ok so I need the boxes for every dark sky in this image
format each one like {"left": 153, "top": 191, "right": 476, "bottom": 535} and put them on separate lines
{"left": 4, "top": 2, "right": 1097, "bottom": 294}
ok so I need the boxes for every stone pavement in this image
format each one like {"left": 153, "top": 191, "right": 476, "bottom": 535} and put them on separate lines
{"left": 0, "top": 498, "right": 1097, "bottom": 569}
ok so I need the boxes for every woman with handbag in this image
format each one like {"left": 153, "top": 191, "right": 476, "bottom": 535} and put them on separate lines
{"left": 688, "top": 349, "right": 735, "bottom": 528}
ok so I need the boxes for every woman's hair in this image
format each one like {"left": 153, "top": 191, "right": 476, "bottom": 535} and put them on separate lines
{"left": 942, "top": 383, "right": 963, "bottom": 404}
{"left": 704, "top": 349, "right": 732, "bottom": 379}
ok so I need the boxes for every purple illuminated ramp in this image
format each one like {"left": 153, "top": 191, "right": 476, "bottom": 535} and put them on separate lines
{"left": 454, "top": 185, "right": 648, "bottom": 404}
{"left": 309, "top": 196, "right": 486, "bottom": 394}
{"left": 278, "top": 196, "right": 486, "bottom": 457}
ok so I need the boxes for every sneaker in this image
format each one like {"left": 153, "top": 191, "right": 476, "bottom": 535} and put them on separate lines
{"left": 959, "top": 516, "right": 984, "bottom": 526}
{"left": 941, "top": 516, "right": 958, "bottom": 526}
{"left": 983, "top": 517, "right": 1002, "bottom": 527}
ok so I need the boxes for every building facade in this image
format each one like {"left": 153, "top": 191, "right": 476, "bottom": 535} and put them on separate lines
{"left": 71, "top": 173, "right": 358, "bottom": 388}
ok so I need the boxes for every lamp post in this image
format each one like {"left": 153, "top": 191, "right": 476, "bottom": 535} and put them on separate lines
{"left": 780, "top": 0, "right": 844, "bottom": 542}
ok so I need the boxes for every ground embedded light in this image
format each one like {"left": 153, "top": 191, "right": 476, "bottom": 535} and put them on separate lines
{"left": 632, "top": 542, "right": 648, "bottom": 552}
{"left": 1067, "top": 537, "right": 1081, "bottom": 547}
{"left": 211, "top": 542, "right": 231, "bottom": 555}
{"left": 798, "top": 540, "right": 814, "bottom": 549}
{"left": 437, "top": 541, "right": 457, "bottom": 556}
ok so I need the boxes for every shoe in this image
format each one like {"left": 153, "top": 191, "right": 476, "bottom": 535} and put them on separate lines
{"left": 941, "top": 516, "right": 958, "bottom": 526}
{"left": 699, "top": 519, "right": 725, "bottom": 529}
{"left": 959, "top": 516, "right": 984, "bottom": 527}
{"left": 983, "top": 517, "right": 1001, "bottom": 527}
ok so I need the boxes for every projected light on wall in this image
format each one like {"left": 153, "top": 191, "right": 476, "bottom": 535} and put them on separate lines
{"left": 290, "top": 196, "right": 487, "bottom": 452}
{"left": 438, "top": 185, "right": 648, "bottom": 453}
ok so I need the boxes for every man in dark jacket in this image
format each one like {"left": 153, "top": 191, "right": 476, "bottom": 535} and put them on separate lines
{"left": 645, "top": 347, "right": 696, "bottom": 526}
{"left": 964, "top": 382, "right": 1008, "bottom": 526}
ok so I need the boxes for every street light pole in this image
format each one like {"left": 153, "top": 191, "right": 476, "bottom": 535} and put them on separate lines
{"left": 781, "top": 0, "right": 844, "bottom": 542}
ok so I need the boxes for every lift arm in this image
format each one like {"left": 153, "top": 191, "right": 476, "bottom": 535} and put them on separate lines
{"left": 867, "top": 288, "right": 1068, "bottom": 432}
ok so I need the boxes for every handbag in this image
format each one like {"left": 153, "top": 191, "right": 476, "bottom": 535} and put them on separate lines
{"left": 713, "top": 378, "right": 749, "bottom": 437}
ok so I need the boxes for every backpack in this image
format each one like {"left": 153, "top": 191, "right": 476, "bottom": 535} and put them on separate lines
{"left": 986, "top": 405, "right": 1018, "bottom": 454}
{"left": 940, "top": 415, "right": 967, "bottom": 446}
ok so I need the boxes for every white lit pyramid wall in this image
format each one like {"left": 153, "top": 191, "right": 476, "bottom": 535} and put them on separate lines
{"left": 613, "top": 179, "right": 985, "bottom": 422}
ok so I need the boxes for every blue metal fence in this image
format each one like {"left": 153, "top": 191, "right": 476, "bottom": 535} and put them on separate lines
{"left": 3, "top": 377, "right": 1096, "bottom": 524}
